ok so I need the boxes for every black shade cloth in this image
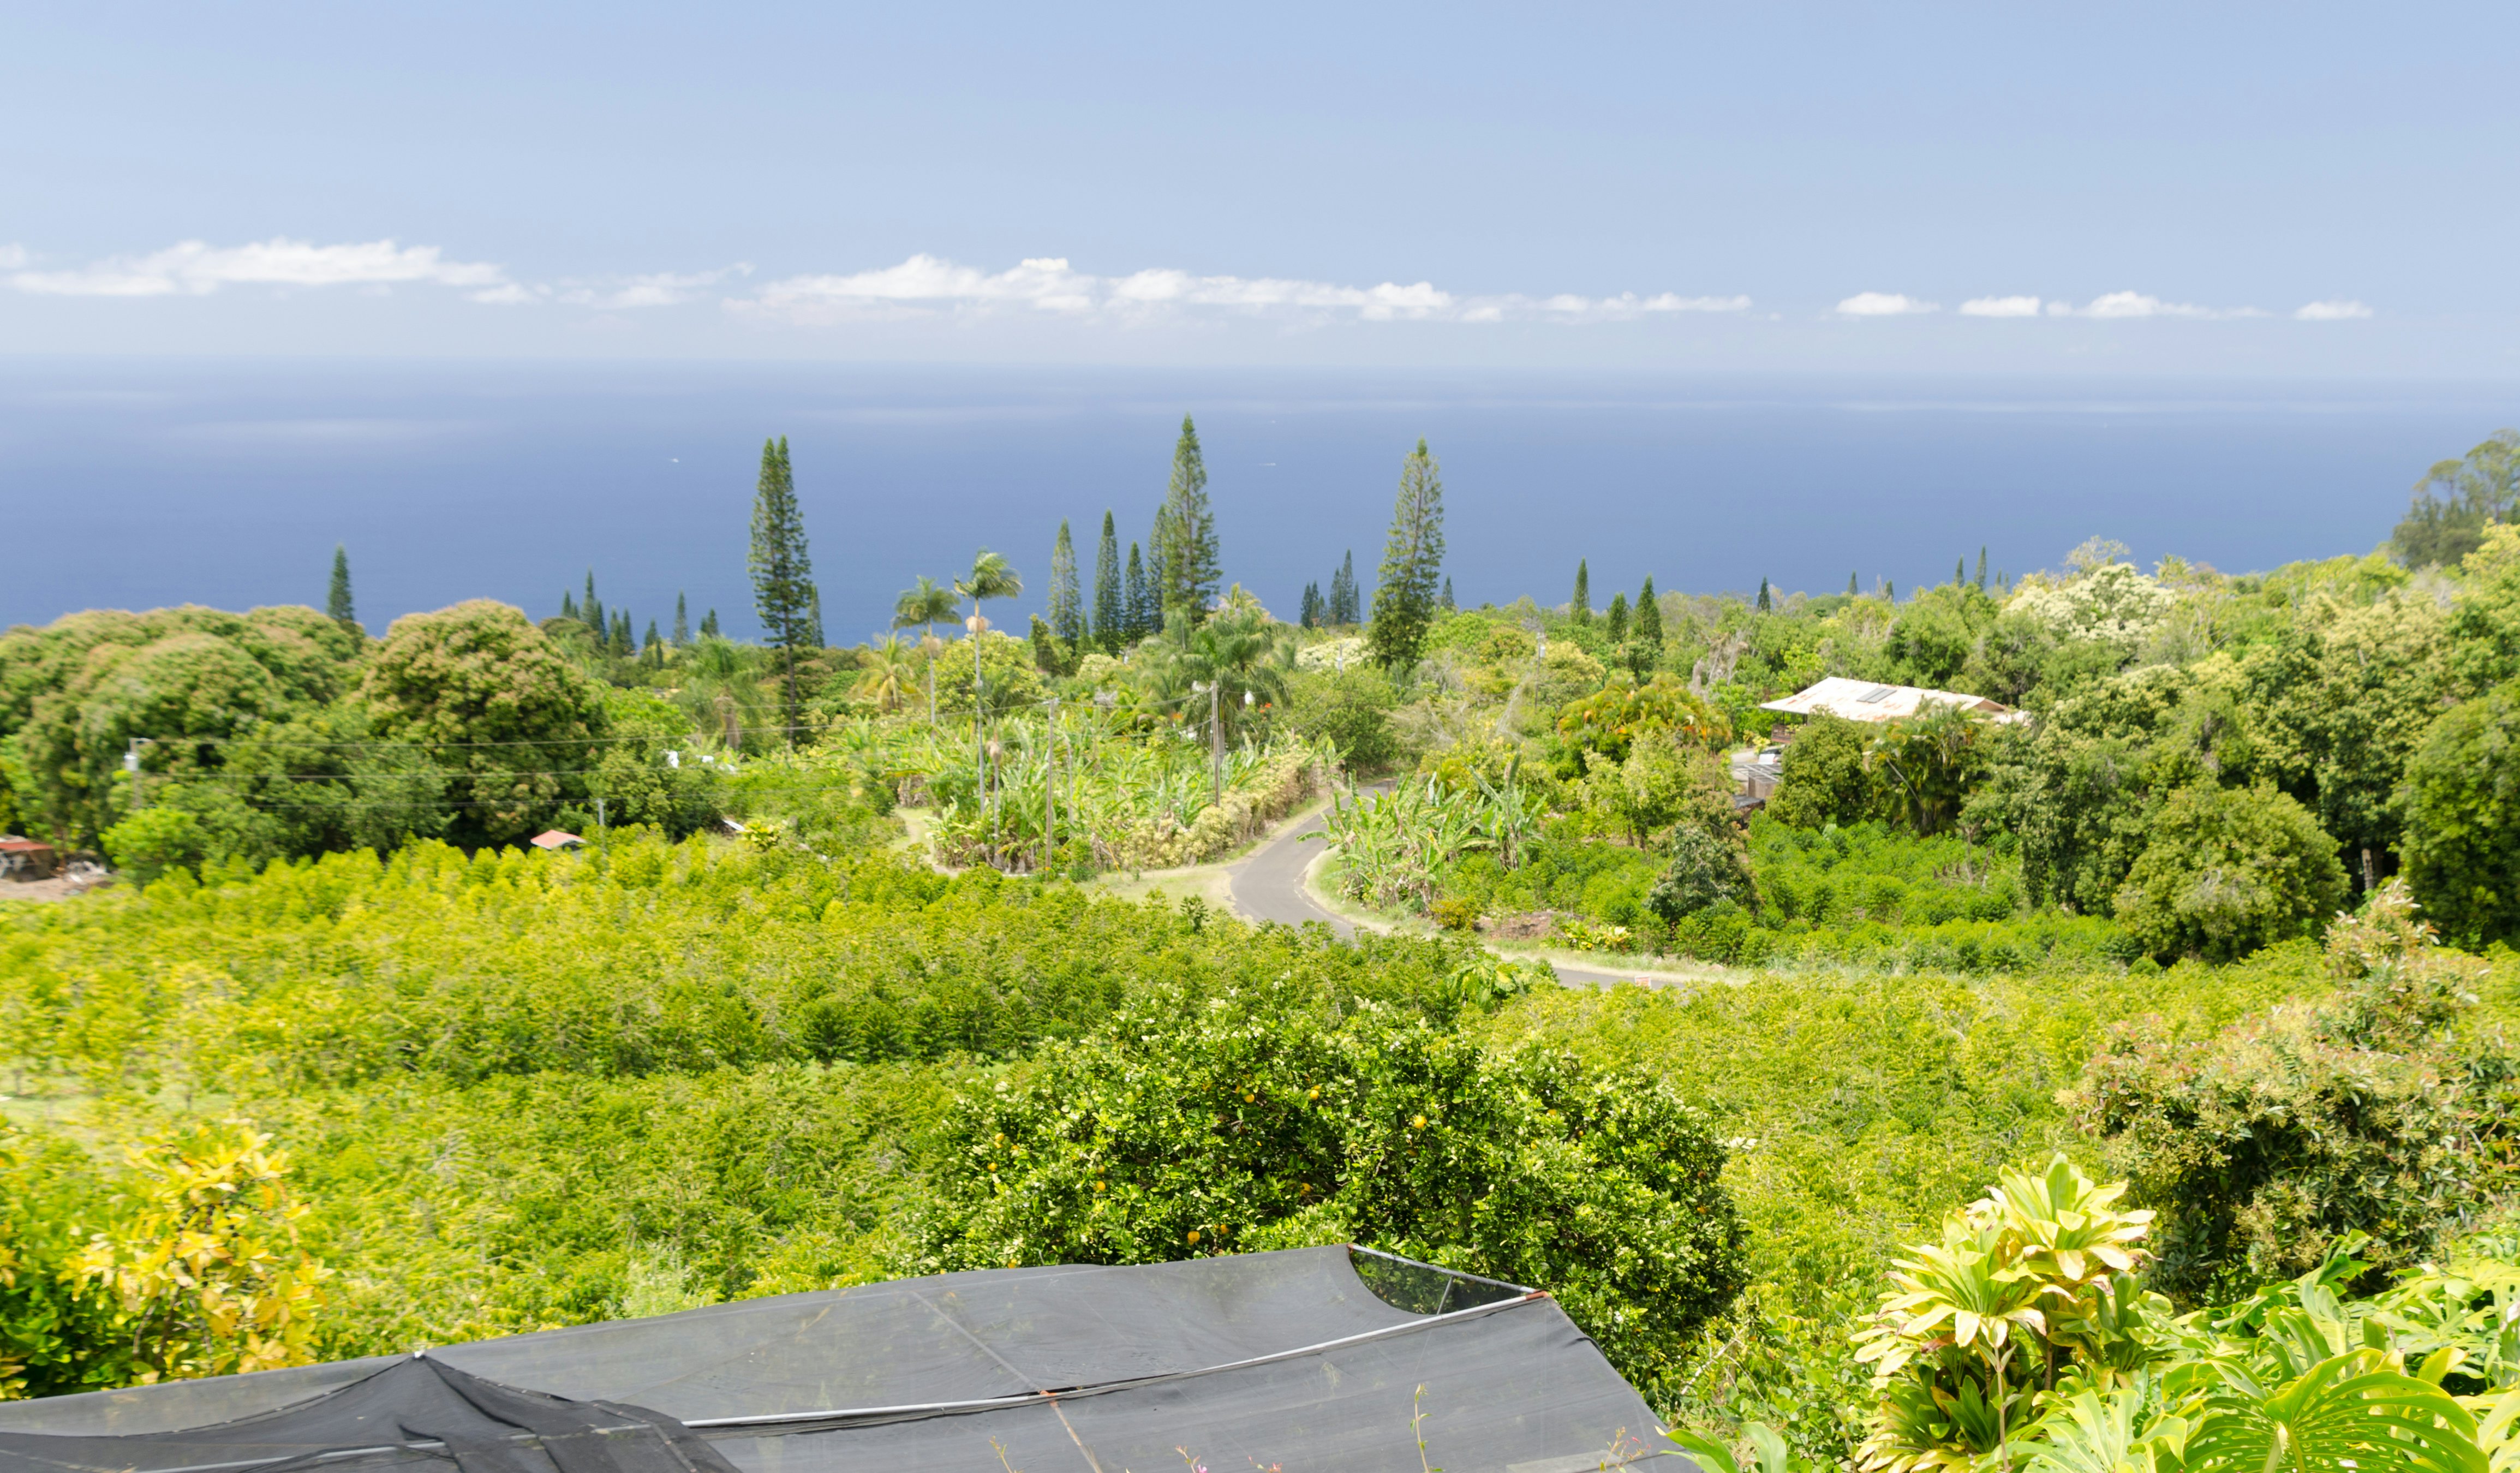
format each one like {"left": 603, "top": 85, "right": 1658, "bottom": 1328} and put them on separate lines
{"left": 0, "top": 1248, "right": 1683, "bottom": 1473}
{"left": 0, "top": 1356, "right": 738, "bottom": 1473}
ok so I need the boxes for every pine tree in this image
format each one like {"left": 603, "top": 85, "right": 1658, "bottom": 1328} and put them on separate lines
{"left": 748, "top": 435, "right": 817, "bottom": 742}
{"left": 1636, "top": 577, "right": 1663, "bottom": 649}
{"left": 1757, "top": 577, "right": 1772, "bottom": 613}
{"left": 1886, "top": 579, "right": 1896, "bottom": 600}
{"left": 1124, "top": 543, "right": 1151, "bottom": 641}
{"left": 673, "top": 593, "right": 689, "bottom": 646}
{"left": 806, "top": 584, "right": 825, "bottom": 649}
{"left": 1847, "top": 572, "right": 1859, "bottom": 597}
{"left": 1572, "top": 560, "right": 1591, "bottom": 624}
{"left": 1299, "top": 582, "right": 1321, "bottom": 628}
{"left": 701, "top": 609, "right": 720, "bottom": 639}
{"left": 1145, "top": 509, "right": 1170, "bottom": 631}
{"left": 1329, "top": 551, "right": 1358, "bottom": 625}
{"left": 1605, "top": 591, "right": 1629, "bottom": 644}
{"left": 1368, "top": 438, "right": 1447, "bottom": 672}
{"left": 1030, "top": 613, "right": 1060, "bottom": 675}
{"left": 583, "top": 571, "right": 604, "bottom": 635}
{"left": 644, "top": 619, "right": 661, "bottom": 651}
{"left": 1976, "top": 547, "right": 1988, "bottom": 590}
{"left": 1440, "top": 576, "right": 1455, "bottom": 611}
{"left": 1048, "top": 520, "right": 1084, "bottom": 644}
{"left": 609, "top": 611, "right": 631, "bottom": 658}
{"left": 562, "top": 591, "right": 579, "bottom": 621}
{"left": 1156, "top": 415, "right": 1221, "bottom": 626}
{"left": 326, "top": 545, "right": 356, "bottom": 629}
{"left": 1091, "top": 510, "right": 1122, "bottom": 652}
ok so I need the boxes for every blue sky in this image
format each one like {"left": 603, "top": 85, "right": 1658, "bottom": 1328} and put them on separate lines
{"left": 4, "top": 2, "right": 2515, "bottom": 375}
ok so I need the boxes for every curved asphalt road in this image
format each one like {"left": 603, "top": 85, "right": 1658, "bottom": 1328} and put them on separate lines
{"left": 1225, "top": 803, "right": 1656, "bottom": 989}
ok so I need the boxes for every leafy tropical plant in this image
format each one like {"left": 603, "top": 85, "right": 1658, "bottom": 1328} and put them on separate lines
{"left": 67, "top": 1119, "right": 331, "bottom": 1383}
{"left": 1852, "top": 1156, "right": 2163, "bottom": 1473}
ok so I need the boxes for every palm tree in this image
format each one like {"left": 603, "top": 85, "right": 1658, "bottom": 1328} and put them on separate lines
{"left": 893, "top": 576, "right": 958, "bottom": 725}
{"left": 953, "top": 551, "right": 1024, "bottom": 797}
{"left": 852, "top": 635, "right": 918, "bottom": 715}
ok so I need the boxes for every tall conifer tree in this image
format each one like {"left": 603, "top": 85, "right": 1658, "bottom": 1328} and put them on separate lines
{"left": 1124, "top": 543, "right": 1151, "bottom": 641}
{"left": 1636, "top": 576, "right": 1663, "bottom": 649}
{"left": 1048, "top": 520, "right": 1084, "bottom": 644}
{"left": 701, "top": 609, "right": 720, "bottom": 639}
{"left": 1571, "top": 560, "right": 1591, "bottom": 623}
{"left": 1757, "top": 577, "right": 1773, "bottom": 613}
{"left": 1976, "top": 547, "right": 1988, "bottom": 589}
{"left": 1091, "top": 510, "right": 1123, "bottom": 651}
{"left": 1329, "top": 552, "right": 1358, "bottom": 625}
{"left": 1155, "top": 415, "right": 1221, "bottom": 627}
{"left": 1605, "top": 591, "right": 1629, "bottom": 644}
{"left": 748, "top": 435, "right": 817, "bottom": 743}
{"left": 1368, "top": 438, "right": 1446, "bottom": 672}
{"left": 1300, "top": 582, "right": 1323, "bottom": 627}
{"left": 673, "top": 593, "right": 689, "bottom": 646}
{"left": 326, "top": 545, "right": 356, "bottom": 629}
{"left": 583, "top": 571, "right": 604, "bottom": 635}
{"left": 1440, "top": 576, "right": 1455, "bottom": 611}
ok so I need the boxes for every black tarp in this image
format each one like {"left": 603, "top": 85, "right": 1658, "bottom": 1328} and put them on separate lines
{"left": 0, "top": 1247, "right": 1683, "bottom": 1473}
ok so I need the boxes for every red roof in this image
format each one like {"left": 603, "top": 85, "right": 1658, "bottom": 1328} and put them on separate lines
{"left": 0, "top": 839, "right": 53, "bottom": 854}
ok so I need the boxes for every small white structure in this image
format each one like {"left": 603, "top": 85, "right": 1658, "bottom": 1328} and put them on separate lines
{"left": 529, "top": 830, "right": 586, "bottom": 852}
{"left": 1758, "top": 677, "right": 2016, "bottom": 724}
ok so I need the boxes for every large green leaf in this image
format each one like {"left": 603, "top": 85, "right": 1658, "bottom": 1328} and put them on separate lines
{"left": 2185, "top": 1351, "right": 2485, "bottom": 1473}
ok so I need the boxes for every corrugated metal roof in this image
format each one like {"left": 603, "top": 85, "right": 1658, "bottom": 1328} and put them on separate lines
{"left": 1757, "top": 676, "right": 2017, "bottom": 722}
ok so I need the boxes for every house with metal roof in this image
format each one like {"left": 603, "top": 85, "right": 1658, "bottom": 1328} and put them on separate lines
{"left": 1757, "top": 676, "right": 2017, "bottom": 723}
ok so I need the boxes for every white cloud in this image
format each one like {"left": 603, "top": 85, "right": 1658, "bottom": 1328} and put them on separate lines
{"left": 2044, "top": 290, "right": 2261, "bottom": 320}
{"left": 2295, "top": 299, "right": 2373, "bottom": 321}
{"left": 8, "top": 237, "right": 513, "bottom": 298}
{"left": 557, "top": 265, "right": 754, "bottom": 310}
{"left": 1961, "top": 295, "right": 2042, "bottom": 318}
{"left": 0, "top": 244, "right": 26, "bottom": 270}
{"left": 1836, "top": 291, "right": 1938, "bottom": 317}
{"left": 733, "top": 254, "right": 1751, "bottom": 326}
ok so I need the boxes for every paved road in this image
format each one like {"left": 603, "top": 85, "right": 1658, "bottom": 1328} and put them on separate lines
{"left": 1226, "top": 803, "right": 1354, "bottom": 935}
{"left": 1224, "top": 801, "right": 1658, "bottom": 989}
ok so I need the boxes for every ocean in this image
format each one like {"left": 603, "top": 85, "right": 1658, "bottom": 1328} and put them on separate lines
{"left": 3, "top": 360, "right": 2513, "bottom": 641}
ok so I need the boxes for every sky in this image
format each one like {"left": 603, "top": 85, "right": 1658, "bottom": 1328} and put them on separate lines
{"left": 5, "top": 2, "right": 2517, "bottom": 377}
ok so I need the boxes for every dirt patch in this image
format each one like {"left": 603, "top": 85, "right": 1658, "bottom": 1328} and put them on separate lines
{"left": 1, "top": 871, "right": 117, "bottom": 903}
{"left": 1482, "top": 910, "right": 1561, "bottom": 941}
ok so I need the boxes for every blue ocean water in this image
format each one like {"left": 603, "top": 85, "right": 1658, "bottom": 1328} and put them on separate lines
{"left": 3, "top": 360, "right": 2513, "bottom": 641}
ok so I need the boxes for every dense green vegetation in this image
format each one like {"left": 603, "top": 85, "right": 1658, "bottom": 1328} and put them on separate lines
{"left": 9, "top": 421, "right": 2520, "bottom": 1473}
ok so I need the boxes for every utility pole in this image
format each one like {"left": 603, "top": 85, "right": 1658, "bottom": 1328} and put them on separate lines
{"left": 1206, "top": 681, "right": 1222, "bottom": 808}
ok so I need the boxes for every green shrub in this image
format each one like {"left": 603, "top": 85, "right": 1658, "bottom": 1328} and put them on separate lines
{"left": 1282, "top": 666, "right": 1401, "bottom": 771}
{"left": 918, "top": 983, "right": 1746, "bottom": 1404}
{"left": 2112, "top": 783, "right": 2348, "bottom": 962}
{"left": 101, "top": 807, "right": 208, "bottom": 884}
{"left": 1766, "top": 717, "right": 1885, "bottom": 829}
{"left": 2404, "top": 679, "right": 2520, "bottom": 947}
{"left": 1650, "top": 824, "right": 1758, "bottom": 921}
{"left": 2069, "top": 884, "right": 2510, "bottom": 1299}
